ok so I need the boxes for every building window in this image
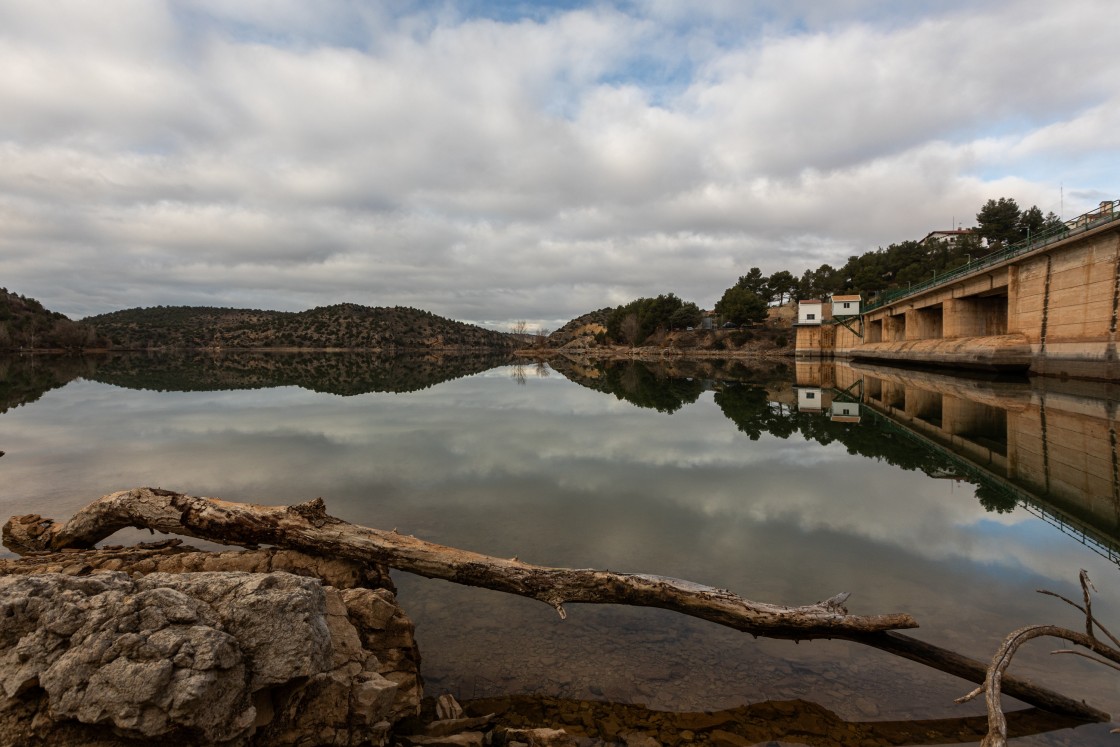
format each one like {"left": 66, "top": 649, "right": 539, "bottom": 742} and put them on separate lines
{"left": 806, "top": 392, "right": 815, "bottom": 399}
{"left": 807, "top": 313, "right": 816, "bottom": 320}
{"left": 842, "top": 303, "right": 851, "bottom": 309}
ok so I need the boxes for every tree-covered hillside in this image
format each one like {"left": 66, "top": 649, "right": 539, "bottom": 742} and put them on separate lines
{"left": 0, "top": 288, "right": 103, "bottom": 350}
{"left": 722, "top": 196, "right": 1065, "bottom": 305}
{"left": 84, "top": 303, "right": 516, "bottom": 351}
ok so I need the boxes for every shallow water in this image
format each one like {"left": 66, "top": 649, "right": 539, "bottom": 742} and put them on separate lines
{"left": 1, "top": 352, "right": 1118, "bottom": 744}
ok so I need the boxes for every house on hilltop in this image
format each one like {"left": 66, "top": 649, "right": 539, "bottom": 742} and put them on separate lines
{"left": 920, "top": 229, "right": 975, "bottom": 246}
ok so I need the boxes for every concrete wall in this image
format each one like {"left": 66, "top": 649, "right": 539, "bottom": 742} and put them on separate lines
{"left": 944, "top": 296, "right": 1008, "bottom": 337}
{"left": 1008, "top": 228, "right": 1120, "bottom": 379}
{"left": 906, "top": 306, "right": 943, "bottom": 340}
{"left": 797, "top": 318, "right": 862, "bottom": 358}
{"left": 794, "top": 324, "right": 833, "bottom": 357}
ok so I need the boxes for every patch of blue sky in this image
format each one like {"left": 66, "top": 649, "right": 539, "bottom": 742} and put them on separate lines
{"left": 970, "top": 514, "right": 1112, "bottom": 562}
{"left": 450, "top": 0, "right": 591, "bottom": 24}
{"left": 967, "top": 156, "right": 1115, "bottom": 211}
{"left": 595, "top": 54, "right": 695, "bottom": 106}
{"left": 169, "top": 2, "right": 371, "bottom": 52}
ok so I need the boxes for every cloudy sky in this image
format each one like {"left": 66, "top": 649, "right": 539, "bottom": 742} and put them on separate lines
{"left": 2, "top": 0, "right": 1119, "bottom": 330}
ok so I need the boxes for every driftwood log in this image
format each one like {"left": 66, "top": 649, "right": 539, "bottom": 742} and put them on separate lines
{"left": 2, "top": 487, "right": 1109, "bottom": 724}
{"left": 2, "top": 488, "right": 913, "bottom": 638}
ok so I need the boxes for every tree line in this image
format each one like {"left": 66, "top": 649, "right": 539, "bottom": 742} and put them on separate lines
{"left": 600, "top": 195, "right": 1063, "bottom": 342}
{"left": 0, "top": 288, "right": 104, "bottom": 351}
{"left": 718, "top": 196, "right": 1062, "bottom": 314}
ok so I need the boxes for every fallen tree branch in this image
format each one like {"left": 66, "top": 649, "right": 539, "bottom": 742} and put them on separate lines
{"left": 2, "top": 488, "right": 1109, "bottom": 723}
{"left": 837, "top": 629, "right": 1106, "bottom": 722}
{"left": 1, "top": 487, "right": 914, "bottom": 638}
{"left": 957, "top": 625, "right": 1120, "bottom": 746}
{"left": 957, "top": 572, "right": 1120, "bottom": 746}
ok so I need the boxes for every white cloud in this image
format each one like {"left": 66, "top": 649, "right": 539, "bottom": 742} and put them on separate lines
{"left": 0, "top": 0, "right": 1117, "bottom": 323}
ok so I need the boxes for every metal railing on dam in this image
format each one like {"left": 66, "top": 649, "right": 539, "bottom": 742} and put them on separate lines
{"left": 863, "top": 198, "right": 1120, "bottom": 314}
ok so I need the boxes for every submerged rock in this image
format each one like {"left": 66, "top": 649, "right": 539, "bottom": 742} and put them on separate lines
{"left": 0, "top": 563, "right": 422, "bottom": 746}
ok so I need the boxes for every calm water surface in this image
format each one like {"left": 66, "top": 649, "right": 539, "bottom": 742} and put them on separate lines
{"left": 1, "top": 352, "right": 1118, "bottom": 745}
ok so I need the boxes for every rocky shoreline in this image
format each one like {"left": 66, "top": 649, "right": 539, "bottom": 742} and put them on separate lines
{"left": 0, "top": 541, "right": 725, "bottom": 746}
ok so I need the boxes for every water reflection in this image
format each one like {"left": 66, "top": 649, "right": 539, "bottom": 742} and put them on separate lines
{"left": 558, "top": 355, "right": 1120, "bottom": 569}
{"left": 794, "top": 360, "right": 1120, "bottom": 568}
{"left": 90, "top": 349, "right": 517, "bottom": 395}
{"left": 2, "top": 353, "right": 1120, "bottom": 744}
{"left": 0, "top": 354, "right": 100, "bottom": 414}
{"left": 462, "top": 695, "right": 1085, "bottom": 746}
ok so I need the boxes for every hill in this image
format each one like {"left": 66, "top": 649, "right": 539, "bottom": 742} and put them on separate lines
{"left": 84, "top": 303, "right": 516, "bottom": 351}
{"left": 545, "top": 308, "right": 611, "bottom": 349}
{"left": 0, "top": 288, "right": 103, "bottom": 351}
{"left": 545, "top": 305, "right": 792, "bottom": 355}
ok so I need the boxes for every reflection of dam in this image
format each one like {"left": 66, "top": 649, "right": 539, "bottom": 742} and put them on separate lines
{"left": 795, "top": 361, "right": 1120, "bottom": 566}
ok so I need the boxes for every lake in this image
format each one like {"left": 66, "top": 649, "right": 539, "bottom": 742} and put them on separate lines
{"left": 1, "top": 351, "right": 1118, "bottom": 745}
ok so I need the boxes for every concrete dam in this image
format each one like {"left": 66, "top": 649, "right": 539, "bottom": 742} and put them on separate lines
{"left": 795, "top": 199, "right": 1120, "bottom": 381}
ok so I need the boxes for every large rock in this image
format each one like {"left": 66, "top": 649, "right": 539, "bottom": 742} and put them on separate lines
{"left": 0, "top": 567, "right": 421, "bottom": 746}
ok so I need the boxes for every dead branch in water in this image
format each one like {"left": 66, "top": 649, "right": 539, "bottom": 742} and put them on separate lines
{"left": 2, "top": 487, "right": 1110, "bottom": 724}
{"left": 956, "top": 570, "right": 1120, "bottom": 746}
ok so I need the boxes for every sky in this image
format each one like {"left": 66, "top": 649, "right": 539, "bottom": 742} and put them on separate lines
{"left": 2, "top": 0, "right": 1119, "bottom": 331}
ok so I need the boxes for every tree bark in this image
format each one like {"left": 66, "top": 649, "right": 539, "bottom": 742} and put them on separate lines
{"left": 3, "top": 488, "right": 1109, "bottom": 723}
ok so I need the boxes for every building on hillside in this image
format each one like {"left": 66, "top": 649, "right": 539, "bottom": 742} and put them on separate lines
{"left": 831, "top": 294, "right": 861, "bottom": 317}
{"left": 797, "top": 299, "right": 824, "bottom": 325}
{"left": 920, "top": 229, "right": 975, "bottom": 246}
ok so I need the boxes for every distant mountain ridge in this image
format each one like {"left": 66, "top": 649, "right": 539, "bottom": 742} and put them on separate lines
{"left": 83, "top": 303, "right": 516, "bottom": 351}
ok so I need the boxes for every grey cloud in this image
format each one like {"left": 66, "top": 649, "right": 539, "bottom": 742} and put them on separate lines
{"left": 0, "top": 0, "right": 1117, "bottom": 324}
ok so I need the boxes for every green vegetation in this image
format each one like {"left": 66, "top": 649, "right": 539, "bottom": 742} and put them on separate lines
{"left": 83, "top": 303, "right": 516, "bottom": 351}
{"left": 720, "top": 195, "right": 1061, "bottom": 305}
{"left": 975, "top": 197, "right": 1062, "bottom": 248}
{"left": 714, "top": 285, "right": 768, "bottom": 326}
{"left": 557, "top": 194, "right": 1061, "bottom": 346}
{"left": 0, "top": 288, "right": 104, "bottom": 351}
{"left": 604, "top": 294, "right": 702, "bottom": 346}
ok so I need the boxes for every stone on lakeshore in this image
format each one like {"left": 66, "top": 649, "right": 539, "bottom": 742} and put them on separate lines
{"left": 0, "top": 566, "right": 422, "bottom": 746}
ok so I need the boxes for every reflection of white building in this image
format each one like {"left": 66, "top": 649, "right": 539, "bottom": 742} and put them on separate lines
{"left": 831, "top": 294, "right": 861, "bottom": 317}
{"left": 830, "top": 401, "right": 861, "bottom": 423}
{"left": 796, "top": 386, "right": 827, "bottom": 413}
{"left": 797, "top": 299, "right": 823, "bottom": 325}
